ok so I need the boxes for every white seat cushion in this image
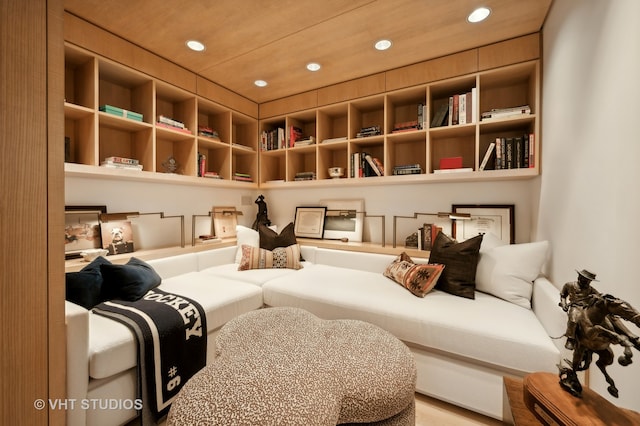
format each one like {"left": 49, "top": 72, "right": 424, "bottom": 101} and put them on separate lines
{"left": 199, "top": 262, "right": 313, "bottom": 287}
{"left": 262, "top": 265, "right": 560, "bottom": 374}
{"left": 89, "top": 272, "right": 263, "bottom": 379}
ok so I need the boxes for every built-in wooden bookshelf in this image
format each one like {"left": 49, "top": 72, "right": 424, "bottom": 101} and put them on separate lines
{"left": 66, "top": 30, "right": 541, "bottom": 189}
{"left": 259, "top": 58, "right": 540, "bottom": 187}
{"left": 64, "top": 43, "right": 259, "bottom": 186}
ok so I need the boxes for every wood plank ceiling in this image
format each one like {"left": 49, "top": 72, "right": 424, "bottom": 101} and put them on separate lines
{"left": 64, "top": 0, "right": 553, "bottom": 103}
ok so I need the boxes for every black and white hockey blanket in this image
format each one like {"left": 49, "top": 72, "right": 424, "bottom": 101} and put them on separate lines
{"left": 93, "top": 288, "right": 207, "bottom": 424}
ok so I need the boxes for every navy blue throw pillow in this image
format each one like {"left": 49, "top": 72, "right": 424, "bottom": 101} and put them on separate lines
{"left": 100, "top": 257, "right": 162, "bottom": 301}
{"left": 65, "top": 256, "right": 112, "bottom": 309}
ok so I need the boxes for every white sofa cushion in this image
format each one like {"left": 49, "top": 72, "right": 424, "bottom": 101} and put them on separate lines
{"left": 199, "top": 262, "right": 313, "bottom": 287}
{"left": 476, "top": 233, "right": 549, "bottom": 309}
{"left": 89, "top": 272, "right": 263, "bottom": 379}
{"left": 262, "top": 265, "right": 560, "bottom": 374}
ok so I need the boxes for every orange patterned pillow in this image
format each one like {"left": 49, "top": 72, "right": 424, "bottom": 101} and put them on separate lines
{"left": 238, "top": 244, "right": 303, "bottom": 271}
{"left": 384, "top": 252, "right": 444, "bottom": 297}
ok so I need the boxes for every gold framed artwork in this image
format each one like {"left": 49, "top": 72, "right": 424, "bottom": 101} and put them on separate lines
{"left": 212, "top": 206, "right": 241, "bottom": 239}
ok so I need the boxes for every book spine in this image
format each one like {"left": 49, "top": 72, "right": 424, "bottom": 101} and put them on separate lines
{"left": 458, "top": 95, "right": 466, "bottom": 125}
{"left": 479, "top": 142, "right": 496, "bottom": 171}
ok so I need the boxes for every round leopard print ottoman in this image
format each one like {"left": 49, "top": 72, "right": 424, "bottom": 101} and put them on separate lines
{"left": 167, "top": 307, "right": 416, "bottom": 425}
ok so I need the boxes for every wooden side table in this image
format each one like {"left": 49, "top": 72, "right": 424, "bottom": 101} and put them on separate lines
{"left": 504, "top": 376, "right": 542, "bottom": 425}
{"left": 521, "top": 372, "right": 640, "bottom": 425}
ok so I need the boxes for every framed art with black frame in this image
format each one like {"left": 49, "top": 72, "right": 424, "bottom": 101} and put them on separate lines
{"left": 64, "top": 205, "right": 107, "bottom": 259}
{"left": 451, "top": 204, "right": 515, "bottom": 244}
{"left": 294, "top": 206, "right": 327, "bottom": 239}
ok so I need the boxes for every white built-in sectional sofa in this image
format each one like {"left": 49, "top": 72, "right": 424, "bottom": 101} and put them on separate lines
{"left": 65, "top": 230, "right": 566, "bottom": 426}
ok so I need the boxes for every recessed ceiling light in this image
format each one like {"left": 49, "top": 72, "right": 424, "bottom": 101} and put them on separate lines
{"left": 374, "top": 39, "right": 392, "bottom": 51}
{"left": 467, "top": 7, "right": 491, "bottom": 23}
{"left": 306, "top": 62, "right": 321, "bottom": 72}
{"left": 254, "top": 80, "right": 268, "bottom": 87}
{"left": 186, "top": 40, "right": 206, "bottom": 52}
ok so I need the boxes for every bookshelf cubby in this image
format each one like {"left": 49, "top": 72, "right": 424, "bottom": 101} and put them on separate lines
{"left": 64, "top": 43, "right": 259, "bottom": 186}
{"left": 258, "top": 60, "right": 540, "bottom": 186}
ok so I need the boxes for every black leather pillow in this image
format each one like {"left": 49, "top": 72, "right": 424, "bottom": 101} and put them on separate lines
{"left": 428, "top": 232, "right": 483, "bottom": 299}
{"left": 258, "top": 222, "right": 298, "bottom": 251}
{"left": 100, "top": 257, "right": 161, "bottom": 301}
{"left": 65, "top": 256, "right": 112, "bottom": 309}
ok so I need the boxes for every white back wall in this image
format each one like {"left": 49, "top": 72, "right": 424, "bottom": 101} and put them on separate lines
{"left": 263, "top": 179, "right": 540, "bottom": 245}
{"left": 65, "top": 177, "right": 258, "bottom": 248}
{"left": 540, "top": 0, "right": 640, "bottom": 410}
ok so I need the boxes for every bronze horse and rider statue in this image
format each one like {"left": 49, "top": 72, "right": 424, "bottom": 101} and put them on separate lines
{"left": 558, "top": 269, "right": 640, "bottom": 398}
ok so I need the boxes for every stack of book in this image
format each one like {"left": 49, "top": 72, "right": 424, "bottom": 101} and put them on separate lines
{"left": 430, "top": 89, "right": 477, "bottom": 127}
{"left": 203, "top": 171, "right": 222, "bottom": 179}
{"left": 321, "top": 136, "right": 347, "bottom": 144}
{"left": 294, "top": 136, "right": 316, "bottom": 147}
{"left": 481, "top": 105, "right": 531, "bottom": 121}
{"left": 419, "top": 223, "right": 443, "bottom": 251}
{"left": 289, "top": 126, "right": 304, "bottom": 147}
{"left": 101, "top": 156, "right": 143, "bottom": 171}
{"left": 488, "top": 134, "right": 535, "bottom": 170}
{"left": 351, "top": 152, "right": 384, "bottom": 177}
{"left": 356, "top": 126, "right": 381, "bottom": 138}
{"left": 294, "top": 171, "right": 316, "bottom": 181}
{"left": 99, "top": 105, "right": 143, "bottom": 122}
{"left": 157, "top": 115, "right": 192, "bottom": 134}
{"left": 392, "top": 164, "right": 422, "bottom": 175}
{"left": 391, "top": 120, "right": 419, "bottom": 133}
{"left": 198, "top": 125, "right": 220, "bottom": 140}
{"left": 233, "top": 172, "right": 252, "bottom": 182}
{"left": 260, "top": 127, "right": 285, "bottom": 151}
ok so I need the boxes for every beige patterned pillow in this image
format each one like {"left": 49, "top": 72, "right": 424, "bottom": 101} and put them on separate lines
{"left": 238, "top": 244, "right": 303, "bottom": 271}
{"left": 384, "top": 252, "right": 444, "bottom": 297}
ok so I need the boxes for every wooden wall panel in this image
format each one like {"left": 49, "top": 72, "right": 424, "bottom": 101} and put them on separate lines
{"left": 385, "top": 49, "right": 478, "bottom": 92}
{"left": 1, "top": 0, "right": 59, "bottom": 423}
{"left": 64, "top": 12, "right": 197, "bottom": 93}
{"left": 317, "top": 73, "right": 386, "bottom": 107}
{"left": 196, "top": 77, "right": 258, "bottom": 118}
{"left": 478, "top": 33, "right": 541, "bottom": 71}
{"left": 48, "top": 1, "right": 67, "bottom": 424}
{"left": 259, "top": 90, "right": 318, "bottom": 119}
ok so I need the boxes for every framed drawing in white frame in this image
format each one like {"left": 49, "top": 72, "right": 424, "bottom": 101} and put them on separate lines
{"left": 320, "top": 199, "right": 364, "bottom": 242}
{"left": 294, "top": 207, "right": 327, "bottom": 239}
{"left": 451, "top": 204, "right": 515, "bottom": 244}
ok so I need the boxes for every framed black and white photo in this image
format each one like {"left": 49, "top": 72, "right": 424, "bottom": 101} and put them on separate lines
{"left": 321, "top": 199, "right": 364, "bottom": 242}
{"left": 294, "top": 206, "right": 327, "bottom": 239}
{"left": 64, "top": 205, "right": 107, "bottom": 259}
{"left": 451, "top": 204, "right": 515, "bottom": 244}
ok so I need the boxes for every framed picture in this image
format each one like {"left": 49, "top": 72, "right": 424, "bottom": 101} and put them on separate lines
{"left": 321, "top": 199, "right": 364, "bottom": 242}
{"left": 100, "top": 220, "right": 135, "bottom": 255}
{"left": 212, "top": 206, "right": 242, "bottom": 239}
{"left": 452, "top": 204, "right": 515, "bottom": 244}
{"left": 294, "top": 206, "right": 327, "bottom": 239}
{"left": 65, "top": 205, "right": 107, "bottom": 259}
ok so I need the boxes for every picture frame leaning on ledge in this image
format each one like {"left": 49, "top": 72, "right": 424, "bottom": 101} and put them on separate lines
{"left": 451, "top": 204, "right": 515, "bottom": 244}
{"left": 294, "top": 206, "right": 327, "bottom": 239}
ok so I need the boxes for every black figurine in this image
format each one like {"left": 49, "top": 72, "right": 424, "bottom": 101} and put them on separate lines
{"left": 251, "top": 194, "right": 271, "bottom": 230}
{"left": 558, "top": 269, "right": 640, "bottom": 398}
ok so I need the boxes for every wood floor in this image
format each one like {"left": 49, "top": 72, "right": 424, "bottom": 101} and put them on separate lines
{"left": 415, "top": 393, "right": 504, "bottom": 425}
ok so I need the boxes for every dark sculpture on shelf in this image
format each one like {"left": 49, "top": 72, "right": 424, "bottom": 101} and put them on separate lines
{"left": 251, "top": 194, "right": 271, "bottom": 230}
{"left": 558, "top": 269, "right": 640, "bottom": 398}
